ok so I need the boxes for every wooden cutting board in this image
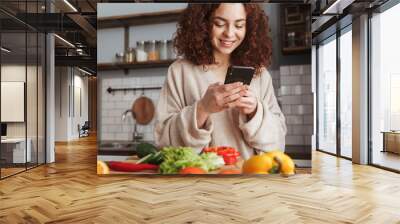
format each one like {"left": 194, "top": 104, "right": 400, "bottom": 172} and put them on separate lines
{"left": 131, "top": 96, "right": 155, "bottom": 125}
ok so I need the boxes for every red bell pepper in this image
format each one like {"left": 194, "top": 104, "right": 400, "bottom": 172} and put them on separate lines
{"left": 223, "top": 155, "right": 238, "bottom": 165}
{"left": 108, "top": 161, "right": 159, "bottom": 172}
{"left": 202, "top": 146, "right": 240, "bottom": 165}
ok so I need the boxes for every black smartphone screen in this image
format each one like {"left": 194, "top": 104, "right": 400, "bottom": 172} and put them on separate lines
{"left": 224, "top": 65, "right": 255, "bottom": 85}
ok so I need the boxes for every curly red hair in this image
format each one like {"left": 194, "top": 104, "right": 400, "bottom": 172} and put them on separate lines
{"left": 174, "top": 3, "right": 272, "bottom": 75}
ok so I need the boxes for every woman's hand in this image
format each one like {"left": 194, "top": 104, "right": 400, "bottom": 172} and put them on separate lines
{"left": 227, "top": 86, "right": 258, "bottom": 120}
{"left": 199, "top": 82, "right": 246, "bottom": 114}
{"left": 197, "top": 82, "right": 246, "bottom": 128}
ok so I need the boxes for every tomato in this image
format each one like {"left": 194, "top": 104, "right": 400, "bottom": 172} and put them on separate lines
{"left": 224, "top": 152, "right": 240, "bottom": 157}
{"left": 203, "top": 146, "right": 240, "bottom": 165}
{"left": 179, "top": 167, "right": 206, "bottom": 174}
{"left": 223, "top": 156, "right": 238, "bottom": 165}
{"left": 202, "top": 147, "right": 217, "bottom": 153}
{"left": 216, "top": 146, "right": 236, "bottom": 156}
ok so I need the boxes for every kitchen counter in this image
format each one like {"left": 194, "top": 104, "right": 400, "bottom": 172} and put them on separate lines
{"left": 98, "top": 142, "right": 311, "bottom": 174}
{"left": 97, "top": 140, "right": 155, "bottom": 161}
{"left": 97, "top": 140, "right": 156, "bottom": 156}
{"left": 100, "top": 155, "right": 311, "bottom": 175}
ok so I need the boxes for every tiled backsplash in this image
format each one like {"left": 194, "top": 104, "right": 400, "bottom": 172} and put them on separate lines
{"left": 278, "top": 64, "right": 313, "bottom": 146}
{"left": 99, "top": 65, "right": 312, "bottom": 146}
{"left": 99, "top": 71, "right": 166, "bottom": 141}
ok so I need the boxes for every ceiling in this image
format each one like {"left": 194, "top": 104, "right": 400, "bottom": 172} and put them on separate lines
{"left": 0, "top": 0, "right": 99, "bottom": 74}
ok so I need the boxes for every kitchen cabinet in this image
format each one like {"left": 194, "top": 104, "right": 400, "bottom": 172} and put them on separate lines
{"left": 280, "top": 4, "right": 311, "bottom": 54}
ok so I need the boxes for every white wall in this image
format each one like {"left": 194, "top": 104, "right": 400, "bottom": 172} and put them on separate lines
{"left": 55, "top": 67, "right": 69, "bottom": 141}
{"left": 1, "top": 65, "right": 26, "bottom": 140}
{"left": 1, "top": 64, "right": 45, "bottom": 163}
{"left": 54, "top": 67, "right": 89, "bottom": 141}
{"left": 1, "top": 65, "right": 33, "bottom": 138}
{"left": 72, "top": 73, "right": 89, "bottom": 138}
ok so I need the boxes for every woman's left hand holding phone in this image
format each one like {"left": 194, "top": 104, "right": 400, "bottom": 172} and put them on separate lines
{"left": 197, "top": 82, "right": 246, "bottom": 128}
{"left": 226, "top": 85, "right": 258, "bottom": 120}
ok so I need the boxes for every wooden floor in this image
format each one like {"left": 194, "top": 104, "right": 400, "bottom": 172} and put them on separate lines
{"left": 1, "top": 167, "right": 26, "bottom": 177}
{"left": 373, "top": 151, "right": 400, "bottom": 171}
{"left": 1, "top": 136, "right": 400, "bottom": 223}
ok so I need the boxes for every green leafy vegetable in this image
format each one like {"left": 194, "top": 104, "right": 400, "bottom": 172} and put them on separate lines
{"left": 200, "top": 152, "right": 225, "bottom": 171}
{"left": 159, "top": 147, "right": 224, "bottom": 174}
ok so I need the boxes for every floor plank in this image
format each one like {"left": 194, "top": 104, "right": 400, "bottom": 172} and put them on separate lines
{"left": 0, "top": 135, "right": 400, "bottom": 223}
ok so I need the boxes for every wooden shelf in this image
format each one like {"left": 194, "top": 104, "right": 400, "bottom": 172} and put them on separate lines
{"left": 98, "top": 9, "right": 184, "bottom": 29}
{"left": 98, "top": 59, "right": 175, "bottom": 71}
{"left": 282, "top": 46, "right": 310, "bottom": 54}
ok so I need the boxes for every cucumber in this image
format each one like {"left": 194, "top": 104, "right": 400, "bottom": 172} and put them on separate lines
{"left": 149, "top": 151, "right": 163, "bottom": 165}
{"left": 136, "top": 154, "right": 154, "bottom": 164}
{"left": 136, "top": 151, "right": 164, "bottom": 165}
{"left": 136, "top": 142, "right": 158, "bottom": 158}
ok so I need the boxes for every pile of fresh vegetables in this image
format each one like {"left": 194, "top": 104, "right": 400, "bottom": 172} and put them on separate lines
{"left": 159, "top": 146, "right": 224, "bottom": 174}
{"left": 106, "top": 143, "right": 239, "bottom": 174}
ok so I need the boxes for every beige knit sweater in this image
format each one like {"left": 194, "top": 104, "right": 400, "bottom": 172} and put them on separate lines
{"left": 154, "top": 59, "right": 287, "bottom": 159}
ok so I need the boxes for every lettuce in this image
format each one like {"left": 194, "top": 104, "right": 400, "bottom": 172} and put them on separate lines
{"left": 159, "top": 147, "right": 224, "bottom": 174}
{"left": 200, "top": 152, "right": 225, "bottom": 171}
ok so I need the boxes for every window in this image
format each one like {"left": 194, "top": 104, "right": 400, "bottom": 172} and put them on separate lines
{"left": 316, "top": 24, "right": 353, "bottom": 159}
{"left": 390, "top": 75, "right": 400, "bottom": 130}
{"left": 317, "top": 35, "right": 337, "bottom": 154}
{"left": 371, "top": 2, "right": 400, "bottom": 171}
{"left": 339, "top": 27, "right": 352, "bottom": 158}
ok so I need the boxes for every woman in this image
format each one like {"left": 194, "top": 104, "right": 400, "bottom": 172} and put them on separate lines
{"left": 154, "top": 3, "right": 286, "bottom": 160}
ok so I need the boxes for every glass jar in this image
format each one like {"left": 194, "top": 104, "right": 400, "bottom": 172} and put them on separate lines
{"left": 146, "top": 40, "right": 159, "bottom": 61}
{"left": 115, "top": 52, "right": 124, "bottom": 63}
{"left": 287, "top": 32, "right": 296, "bottom": 48}
{"left": 125, "top": 47, "right": 135, "bottom": 63}
{"left": 158, "top": 40, "right": 168, "bottom": 60}
{"left": 136, "top": 41, "right": 147, "bottom": 62}
{"left": 167, "top": 40, "right": 176, "bottom": 60}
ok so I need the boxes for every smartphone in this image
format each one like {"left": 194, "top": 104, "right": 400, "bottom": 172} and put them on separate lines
{"left": 224, "top": 65, "right": 255, "bottom": 85}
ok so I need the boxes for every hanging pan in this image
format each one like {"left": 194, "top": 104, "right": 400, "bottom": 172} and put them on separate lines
{"left": 131, "top": 95, "right": 155, "bottom": 125}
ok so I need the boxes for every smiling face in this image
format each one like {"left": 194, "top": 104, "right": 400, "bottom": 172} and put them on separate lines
{"left": 210, "top": 3, "right": 247, "bottom": 61}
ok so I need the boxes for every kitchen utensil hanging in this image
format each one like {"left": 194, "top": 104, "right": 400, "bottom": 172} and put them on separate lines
{"left": 131, "top": 92, "right": 155, "bottom": 125}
